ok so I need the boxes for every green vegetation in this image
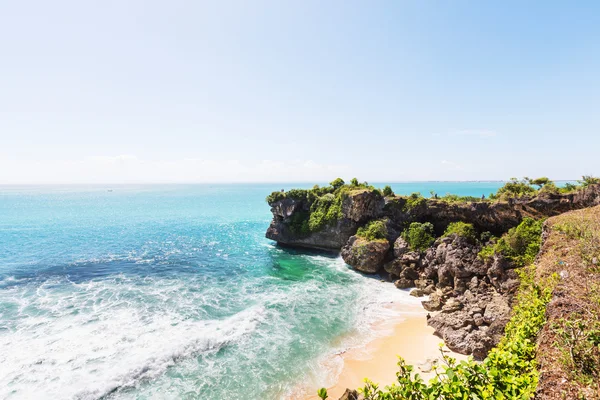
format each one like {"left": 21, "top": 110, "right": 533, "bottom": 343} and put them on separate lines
{"left": 404, "top": 192, "right": 426, "bottom": 211}
{"left": 382, "top": 185, "right": 394, "bottom": 197}
{"left": 489, "top": 177, "right": 538, "bottom": 200}
{"left": 330, "top": 178, "right": 345, "bottom": 190}
{"left": 356, "top": 266, "right": 558, "bottom": 400}
{"left": 479, "top": 217, "right": 543, "bottom": 267}
{"left": 443, "top": 221, "right": 476, "bottom": 242}
{"left": 552, "top": 300, "right": 600, "bottom": 386}
{"left": 438, "top": 194, "right": 483, "bottom": 203}
{"left": 356, "top": 220, "right": 388, "bottom": 241}
{"left": 579, "top": 175, "right": 600, "bottom": 187}
{"left": 317, "top": 388, "right": 328, "bottom": 399}
{"left": 401, "top": 222, "right": 435, "bottom": 252}
{"left": 266, "top": 178, "right": 378, "bottom": 235}
{"left": 528, "top": 176, "right": 551, "bottom": 188}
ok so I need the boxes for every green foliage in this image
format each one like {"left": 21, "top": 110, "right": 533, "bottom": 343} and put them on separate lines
{"left": 579, "top": 175, "right": 600, "bottom": 187}
{"left": 317, "top": 388, "right": 328, "bottom": 399}
{"left": 401, "top": 222, "right": 435, "bottom": 252}
{"left": 559, "top": 182, "right": 579, "bottom": 193}
{"left": 528, "top": 176, "right": 552, "bottom": 188}
{"left": 350, "top": 177, "right": 359, "bottom": 186}
{"left": 490, "top": 177, "right": 537, "bottom": 200}
{"left": 357, "top": 220, "right": 388, "bottom": 241}
{"left": 359, "top": 266, "right": 558, "bottom": 400}
{"left": 443, "top": 221, "right": 476, "bottom": 241}
{"left": 478, "top": 218, "right": 543, "bottom": 267}
{"left": 439, "top": 194, "right": 483, "bottom": 203}
{"left": 538, "top": 182, "right": 559, "bottom": 195}
{"left": 330, "top": 178, "right": 345, "bottom": 190}
{"left": 404, "top": 192, "right": 426, "bottom": 211}
{"left": 266, "top": 191, "right": 286, "bottom": 204}
{"left": 382, "top": 185, "right": 394, "bottom": 197}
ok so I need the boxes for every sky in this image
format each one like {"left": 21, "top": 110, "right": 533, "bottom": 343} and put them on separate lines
{"left": 1, "top": 0, "right": 599, "bottom": 183}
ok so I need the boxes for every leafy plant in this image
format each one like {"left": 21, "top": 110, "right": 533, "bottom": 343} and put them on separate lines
{"left": 382, "top": 185, "right": 394, "bottom": 197}
{"left": 404, "top": 192, "right": 426, "bottom": 211}
{"left": 330, "top": 178, "right": 345, "bottom": 190}
{"left": 357, "top": 220, "right": 388, "bottom": 241}
{"left": 578, "top": 175, "right": 600, "bottom": 187}
{"left": 443, "top": 221, "right": 476, "bottom": 241}
{"left": 402, "top": 222, "right": 435, "bottom": 251}
{"left": 479, "top": 218, "right": 543, "bottom": 267}
{"left": 317, "top": 388, "right": 328, "bottom": 399}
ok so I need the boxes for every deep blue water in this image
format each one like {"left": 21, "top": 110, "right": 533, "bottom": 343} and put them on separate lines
{"left": 0, "top": 182, "right": 508, "bottom": 399}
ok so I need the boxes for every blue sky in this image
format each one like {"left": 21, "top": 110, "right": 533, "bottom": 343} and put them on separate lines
{"left": 1, "top": 1, "right": 599, "bottom": 183}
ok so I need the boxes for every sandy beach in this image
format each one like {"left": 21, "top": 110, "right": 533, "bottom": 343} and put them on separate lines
{"left": 301, "top": 302, "right": 468, "bottom": 400}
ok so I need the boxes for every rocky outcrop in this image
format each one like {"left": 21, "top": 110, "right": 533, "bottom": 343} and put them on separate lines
{"left": 266, "top": 185, "right": 600, "bottom": 251}
{"left": 265, "top": 190, "right": 385, "bottom": 251}
{"left": 341, "top": 236, "right": 389, "bottom": 273}
{"left": 265, "top": 184, "right": 600, "bottom": 360}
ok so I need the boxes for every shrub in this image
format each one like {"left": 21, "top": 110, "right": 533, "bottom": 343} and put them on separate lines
{"left": 443, "top": 221, "right": 476, "bottom": 241}
{"left": 402, "top": 222, "right": 435, "bottom": 251}
{"left": 350, "top": 177, "right": 359, "bottom": 186}
{"left": 439, "top": 194, "right": 482, "bottom": 203}
{"left": 266, "top": 191, "right": 285, "bottom": 204}
{"left": 579, "top": 175, "right": 600, "bottom": 187}
{"left": 528, "top": 176, "right": 553, "bottom": 188}
{"left": 356, "top": 220, "right": 388, "bottom": 241}
{"left": 479, "top": 218, "right": 543, "bottom": 267}
{"left": 493, "top": 177, "right": 537, "bottom": 200}
{"left": 405, "top": 192, "right": 426, "bottom": 210}
{"left": 317, "top": 388, "right": 328, "bottom": 399}
{"left": 382, "top": 185, "right": 394, "bottom": 197}
{"left": 358, "top": 266, "right": 558, "bottom": 400}
{"left": 329, "top": 178, "right": 345, "bottom": 190}
{"left": 538, "top": 182, "right": 559, "bottom": 195}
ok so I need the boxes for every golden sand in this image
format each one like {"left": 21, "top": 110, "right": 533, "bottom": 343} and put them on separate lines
{"left": 300, "top": 303, "right": 467, "bottom": 400}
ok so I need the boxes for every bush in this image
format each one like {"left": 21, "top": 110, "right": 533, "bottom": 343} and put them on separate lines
{"left": 266, "top": 191, "right": 285, "bottom": 204}
{"left": 528, "top": 176, "right": 553, "bottom": 188}
{"left": 329, "top": 178, "right": 345, "bottom": 190}
{"left": 350, "top": 177, "right": 359, "bottom": 186}
{"left": 479, "top": 218, "right": 543, "bottom": 267}
{"left": 439, "top": 194, "right": 483, "bottom": 203}
{"left": 402, "top": 222, "right": 435, "bottom": 251}
{"left": 492, "top": 177, "right": 537, "bottom": 200}
{"left": 443, "top": 221, "right": 476, "bottom": 241}
{"left": 356, "top": 220, "right": 388, "bottom": 241}
{"left": 405, "top": 192, "right": 426, "bottom": 210}
{"left": 579, "top": 175, "right": 600, "bottom": 187}
{"left": 382, "top": 185, "right": 394, "bottom": 197}
{"left": 358, "top": 266, "right": 558, "bottom": 400}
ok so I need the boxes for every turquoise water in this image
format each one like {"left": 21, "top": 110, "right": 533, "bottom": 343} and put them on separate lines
{"left": 0, "top": 182, "right": 505, "bottom": 399}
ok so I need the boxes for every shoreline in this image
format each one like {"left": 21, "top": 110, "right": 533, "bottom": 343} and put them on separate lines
{"left": 296, "top": 300, "right": 468, "bottom": 400}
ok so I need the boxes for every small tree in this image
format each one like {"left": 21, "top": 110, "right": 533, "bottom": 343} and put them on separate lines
{"left": 383, "top": 185, "right": 394, "bottom": 197}
{"left": 330, "top": 178, "right": 345, "bottom": 190}
{"left": 402, "top": 222, "right": 435, "bottom": 251}
{"left": 528, "top": 177, "right": 552, "bottom": 189}
{"left": 350, "top": 177, "right": 359, "bottom": 186}
{"left": 579, "top": 175, "right": 600, "bottom": 187}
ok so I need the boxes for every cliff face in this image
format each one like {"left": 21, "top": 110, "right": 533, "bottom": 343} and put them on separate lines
{"left": 266, "top": 184, "right": 600, "bottom": 253}
{"left": 265, "top": 189, "right": 385, "bottom": 251}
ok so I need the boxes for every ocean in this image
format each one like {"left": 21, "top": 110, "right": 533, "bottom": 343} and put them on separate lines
{"left": 0, "top": 182, "right": 505, "bottom": 399}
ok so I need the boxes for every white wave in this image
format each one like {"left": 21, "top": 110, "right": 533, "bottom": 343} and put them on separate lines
{"left": 0, "top": 286, "right": 264, "bottom": 400}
